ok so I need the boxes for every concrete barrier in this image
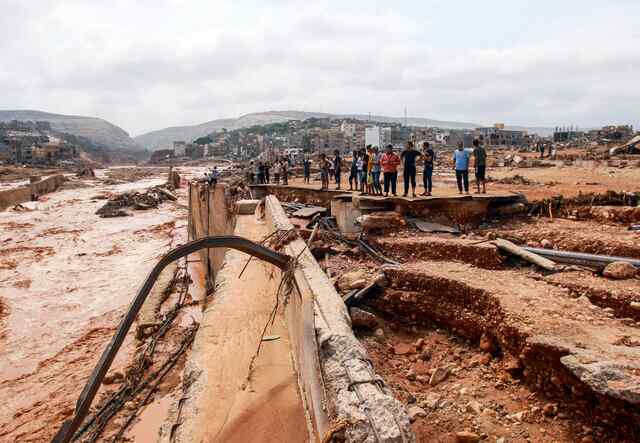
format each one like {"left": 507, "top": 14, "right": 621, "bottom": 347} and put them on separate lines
{"left": 187, "top": 182, "right": 235, "bottom": 292}
{"left": 264, "top": 195, "right": 414, "bottom": 443}
{"left": 0, "top": 174, "right": 66, "bottom": 211}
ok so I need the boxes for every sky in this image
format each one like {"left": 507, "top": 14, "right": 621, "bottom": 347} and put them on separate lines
{"left": 1, "top": 0, "right": 638, "bottom": 136}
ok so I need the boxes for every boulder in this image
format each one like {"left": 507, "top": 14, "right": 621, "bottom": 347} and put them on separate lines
{"left": 357, "top": 211, "right": 406, "bottom": 230}
{"left": 349, "top": 307, "right": 379, "bottom": 329}
{"left": 603, "top": 261, "right": 638, "bottom": 280}
{"left": 407, "top": 406, "right": 427, "bottom": 422}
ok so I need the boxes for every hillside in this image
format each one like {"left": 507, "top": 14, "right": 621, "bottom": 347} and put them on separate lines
{"left": 0, "top": 110, "right": 142, "bottom": 151}
{"left": 134, "top": 111, "right": 555, "bottom": 149}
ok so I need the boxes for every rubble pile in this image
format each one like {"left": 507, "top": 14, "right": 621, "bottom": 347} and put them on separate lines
{"left": 96, "top": 185, "right": 177, "bottom": 217}
{"left": 490, "top": 174, "right": 538, "bottom": 185}
{"left": 528, "top": 190, "right": 640, "bottom": 217}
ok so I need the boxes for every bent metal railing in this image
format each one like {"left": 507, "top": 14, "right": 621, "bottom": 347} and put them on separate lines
{"left": 52, "top": 235, "right": 291, "bottom": 443}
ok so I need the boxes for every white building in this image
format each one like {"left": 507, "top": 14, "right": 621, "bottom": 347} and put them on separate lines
{"left": 340, "top": 122, "right": 357, "bottom": 137}
{"left": 381, "top": 127, "right": 392, "bottom": 146}
{"left": 365, "top": 126, "right": 382, "bottom": 147}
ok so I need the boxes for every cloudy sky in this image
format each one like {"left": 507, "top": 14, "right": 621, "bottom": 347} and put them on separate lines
{"left": 1, "top": 0, "right": 638, "bottom": 135}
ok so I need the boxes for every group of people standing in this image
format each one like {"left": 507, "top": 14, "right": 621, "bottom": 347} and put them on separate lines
{"left": 338, "top": 139, "right": 488, "bottom": 197}
{"left": 250, "top": 158, "right": 289, "bottom": 185}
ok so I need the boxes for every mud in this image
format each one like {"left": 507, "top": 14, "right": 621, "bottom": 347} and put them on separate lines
{"left": 0, "top": 171, "right": 188, "bottom": 442}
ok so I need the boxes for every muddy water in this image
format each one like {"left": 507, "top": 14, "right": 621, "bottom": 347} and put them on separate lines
{"left": 0, "top": 174, "right": 187, "bottom": 442}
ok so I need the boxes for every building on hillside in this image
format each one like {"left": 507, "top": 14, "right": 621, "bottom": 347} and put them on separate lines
{"left": 173, "top": 141, "right": 186, "bottom": 157}
{"left": 475, "top": 125, "right": 526, "bottom": 147}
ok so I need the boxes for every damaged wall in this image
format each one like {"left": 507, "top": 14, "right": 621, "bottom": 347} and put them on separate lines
{"left": 0, "top": 174, "right": 65, "bottom": 211}
{"left": 264, "top": 195, "right": 415, "bottom": 443}
{"left": 187, "top": 182, "right": 235, "bottom": 291}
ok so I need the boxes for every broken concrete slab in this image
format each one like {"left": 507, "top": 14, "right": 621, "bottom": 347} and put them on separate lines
{"left": 235, "top": 199, "right": 260, "bottom": 214}
{"left": 371, "top": 235, "right": 504, "bottom": 270}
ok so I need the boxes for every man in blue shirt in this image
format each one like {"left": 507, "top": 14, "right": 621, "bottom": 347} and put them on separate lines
{"left": 452, "top": 142, "right": 471, "bottom": 194}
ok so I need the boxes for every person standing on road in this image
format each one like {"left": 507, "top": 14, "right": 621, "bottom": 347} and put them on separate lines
{"left": 273, "top": 160, "right": 281, "bottom": 184}
{"left": 281, "top": 158, "right": 288, "bottom": 185}
{"left": 359, "top": 147, "right": 369, "bottom": 194}
{"left": 453, "top": 142, "right": 471, "bottom": 194}
{"left": 264, "top": 162, "right": 271, "bottom": 184}
{"left": 472, "top": 139, "right": 487, "bottom": 194}
{"left": 371, "top": 146, "right": 382, "bottom": 195}
{"left": 400, "top": 141, "right": 420, "bottom": 197}
{"left": 303, "top": 155, "right": 311, "bottom": 184}
{"left": 333, "top": 149, "right": 342, "bottom": 190}
{"left": 349, "top": 150, "right": 359, "bottom": 191}
{"left": 380, "top": 144, "right": 400, "bottom": 196}
{"left": 422, "top": 142, "right": 435, "bottom": 196}
{"left": 319, "top": 153, "right": 330, "bottom": 190}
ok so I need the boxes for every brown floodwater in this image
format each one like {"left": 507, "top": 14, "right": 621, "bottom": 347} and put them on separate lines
{"left": 0, "top": 172, "right": 189, "bottom": 442}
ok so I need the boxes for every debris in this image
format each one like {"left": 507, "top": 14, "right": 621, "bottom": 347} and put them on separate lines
{"left": 479, "top": 333, "right": 497, "bottom": 354}
{"left": 543, "top": 403, "right": 558, "bottom": 417}
{"left": 455, "top": 431, "right": 481, "bottom": 443}
{"left": 236, "top": 199, "right": 260, "bottom": 215}
{"left": 357, "top": 211, "right": 406, "bottom": 230}
{"left": 524, "top": 246, "right": 640, "bottom": 270}
{"left": 422, "top": 393, "right": 441, "bottom": 409}
{"left": 407, "top": 406, "right": 427, "bottom": 422}
{"left": 336, "top": 270, "right": 368, "bottom": 291}
{"left": 603, "top": 261, "right": 638, "bottom": 280}
{"left": 493, "top": 238, "right": 558, "bottom": 271}
{"left": 95, "top": 185, "right": 176, "bottom": 218}
{"left": 292, "top": 205, "right": 327, "bottom": 218}
{"left": 429, "top": 365, "right": 451, "bottom": 386}
{"left": 261, "top": 335, "right": 280, "bottom": 342}
{"left": 408, "top": 219, "right": 461, "bottom": 234}
{"left": 349, "top": 307, "right": 379, "bottom": 329}
{"left": 465, "top": 400, "right": 483, "bottom": 415}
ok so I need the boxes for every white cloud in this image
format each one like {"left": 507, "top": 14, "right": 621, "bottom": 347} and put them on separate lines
{"left": 1, "top": 0, "right": 638, "bottom": 135}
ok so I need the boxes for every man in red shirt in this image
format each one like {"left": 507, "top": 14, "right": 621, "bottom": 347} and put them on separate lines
{"left": 380, "top": 144, "right": 401, "bottom": 196}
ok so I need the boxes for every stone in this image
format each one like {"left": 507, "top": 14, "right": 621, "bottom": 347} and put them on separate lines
{"left": 542, "top": 403, "right": 557, "bottom": 417}
{"left": 540, "top": 239, "right": 553, "bottom": 249}
{"left": 603, "top": 261, "right": 638, "bottom": 280}
{"left": 406, "top": 368, "right": 417, "bottom": 381}
{"left": 394, "top": 342, "right": 414, "bottom": 355}
{"left": 630, "top": 301, "right": 640, "bottom": 311}
{"left": 336, "top": 270, "right": 368, "bottom": 291}
{"left": 422, "top": 392, "right": 441, "bottom": 409}
{"left": 102, "top": 370, "right": 124, "bottom": 385}
{"left": 455, "top": 431, "right": 481, "bottom": 443}
{"left": 429, "top": 365, "right": 451, "bottom": 386}
{"left": 407, "top": 406, "right": 427, "bottom": 422}
{"left": 479, "top": 333, "right": 497, "bottom": 354}
{"left": 411, "top": 361, "right": 431, "bottom": 376}
{"left": 374, "top": 273, "right": 390, "bottom": 288}
{"left": 466, "top": 400, "right": 483, "bottom": 415}
{"left": 349, "top": 307, "right": 379, "bottom": 329}
{"left": 415, "top": 338, "right": 425, "bottom": 349}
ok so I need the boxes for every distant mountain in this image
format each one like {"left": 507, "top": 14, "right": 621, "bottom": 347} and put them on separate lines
{"left": 0, "top": 110, "right": 142, "bottom": 151}
{"left": 134, "top": 111, "right": 555, "bottom": 149}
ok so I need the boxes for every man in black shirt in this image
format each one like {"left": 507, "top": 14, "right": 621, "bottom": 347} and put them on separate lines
{"left": 400, "top": 141, "right": 420, "bottom": 197}
{"left": 422, "top": 142, "right": 435, "bottom": 196}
